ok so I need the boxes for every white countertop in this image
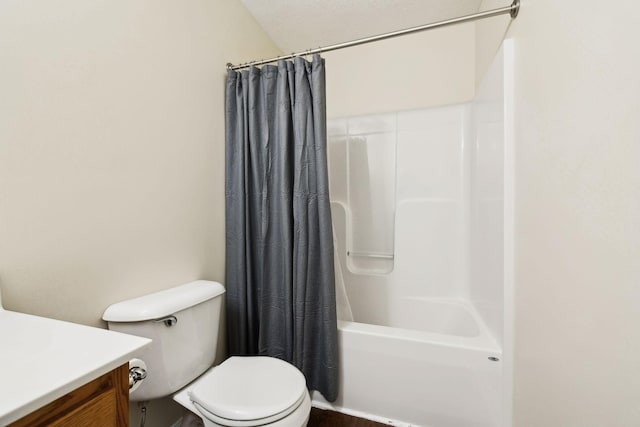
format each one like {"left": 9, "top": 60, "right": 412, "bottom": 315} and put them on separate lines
{"left": 0, "top": 307, "right": 150, "bottom": 425}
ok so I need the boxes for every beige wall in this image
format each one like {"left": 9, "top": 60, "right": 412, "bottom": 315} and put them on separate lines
{"left": 0, "top": 0, "right": 279, "bottom": 328}
{"left": 0, "top": 1, "right": 279, "bottom": 425}
{"left": 474, "top": 1, "right": 512, "bottom": 86}
{"left": 477, "top": 1, "right": 640, "bottom": 426}
{"left": 324, "top": 24, "right": 476, "bottom": 118}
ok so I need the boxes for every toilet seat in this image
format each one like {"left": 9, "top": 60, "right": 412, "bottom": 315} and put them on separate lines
{"left": 192, "top": 393, "right": 306, "bottom": 427}
{"left": 189, "top": 356, "right": 308, "bottom": 427}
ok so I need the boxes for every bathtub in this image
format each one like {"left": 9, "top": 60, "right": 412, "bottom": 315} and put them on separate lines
{"left": 312, "top": 298, "right": 503, "bottom": 427}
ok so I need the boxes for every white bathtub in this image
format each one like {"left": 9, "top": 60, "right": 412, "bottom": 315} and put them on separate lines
{"left": 312, "top": 299, "right": 503, "bottom": 427}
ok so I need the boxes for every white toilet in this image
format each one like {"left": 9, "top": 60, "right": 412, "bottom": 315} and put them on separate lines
{"left": 102, "top": 280, "right": 311, "bottom": 427}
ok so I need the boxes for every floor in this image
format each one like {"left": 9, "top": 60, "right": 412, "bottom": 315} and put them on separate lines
{"left": 308, "top": 408, "right": 388, "bottom": 427}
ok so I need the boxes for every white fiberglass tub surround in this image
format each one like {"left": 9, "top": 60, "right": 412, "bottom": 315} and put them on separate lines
{"left": 313, "top": 297, "right": 502, "bottom": 426}
{"left": 313, "top": 316, "right": 501, "bottom": 427}
{"left": 318, "top": 47, "right": 510, "bottom": 427}
{"left": 386, "top": 298, "right": 483, "bottom": 339}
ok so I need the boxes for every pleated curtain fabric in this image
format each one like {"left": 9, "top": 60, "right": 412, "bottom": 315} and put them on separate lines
{"left": 225, "top": 55, "right": 339, "bottom": 402}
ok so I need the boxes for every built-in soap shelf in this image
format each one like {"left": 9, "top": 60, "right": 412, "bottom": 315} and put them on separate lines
{"left": 347, "top": 251, "right": 394, "bottom": 260}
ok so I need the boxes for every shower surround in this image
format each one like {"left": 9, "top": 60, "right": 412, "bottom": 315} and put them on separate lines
{"left": 314, "top": 47, "right": 511, "bottom": 427}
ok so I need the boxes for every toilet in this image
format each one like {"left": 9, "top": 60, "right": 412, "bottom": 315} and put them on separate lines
{"left": 102, "top": 280, "right": 311, "bottom": 427}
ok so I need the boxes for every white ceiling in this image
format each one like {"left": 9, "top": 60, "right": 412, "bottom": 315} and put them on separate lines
{"left": 240, "top": 0, "right": 484, "bottom": 53}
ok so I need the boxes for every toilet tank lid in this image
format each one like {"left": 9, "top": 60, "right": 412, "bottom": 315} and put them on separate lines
{"left": 102, "top": 280, "right": 225, "bottom": 322}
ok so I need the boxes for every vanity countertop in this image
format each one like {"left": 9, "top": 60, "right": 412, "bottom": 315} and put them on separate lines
{"left": 0, "top": 308, "right": 150, "bottom": 425}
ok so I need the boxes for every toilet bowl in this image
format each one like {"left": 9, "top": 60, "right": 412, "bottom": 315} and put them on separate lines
{"left": 102, "top": 281, "right": 310, "bottom": 427}
{"left": 174, "top": 357, "right": 310, "bottom": 427}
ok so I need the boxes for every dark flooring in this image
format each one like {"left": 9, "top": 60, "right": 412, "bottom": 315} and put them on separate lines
{"left": 308, "top": 408, "right": 389, "bottom": 427}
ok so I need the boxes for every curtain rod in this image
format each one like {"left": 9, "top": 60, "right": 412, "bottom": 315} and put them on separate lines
{"left": 227, "top": 0, "right": 519, "bottom": 71}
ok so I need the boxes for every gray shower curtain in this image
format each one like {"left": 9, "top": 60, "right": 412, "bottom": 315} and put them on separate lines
{"left": 225, "top": 55, "right": 339, "bottom": 402}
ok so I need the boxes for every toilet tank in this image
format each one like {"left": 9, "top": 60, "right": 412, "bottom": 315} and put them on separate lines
{"left": 103, "top": 280, "right": 225, "bottom": 401}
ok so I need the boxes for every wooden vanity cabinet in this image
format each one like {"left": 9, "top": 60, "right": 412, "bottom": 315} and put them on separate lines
{"left": 9, "top": 363, "right": 129, "bottom": 427}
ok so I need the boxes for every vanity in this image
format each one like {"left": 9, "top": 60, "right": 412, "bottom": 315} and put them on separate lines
{"left": 0, "top": 305, "right": 150, "bottom": 426}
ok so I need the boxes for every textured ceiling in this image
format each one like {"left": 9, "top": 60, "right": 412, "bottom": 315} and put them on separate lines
{"left": 240, "top": 0, "right": 484, "bottom": 53}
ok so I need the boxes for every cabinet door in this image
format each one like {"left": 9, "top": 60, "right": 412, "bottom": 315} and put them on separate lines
{"left": 10, "top": 364, "right": 129, "bottom": 427}
{"left": 49, "top": 390, "right": 117, "bottom": 427}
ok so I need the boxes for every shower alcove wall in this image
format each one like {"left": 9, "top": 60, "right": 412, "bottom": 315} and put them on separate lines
{"left": 313, "top": 45, "right": 512, "bottom": 427}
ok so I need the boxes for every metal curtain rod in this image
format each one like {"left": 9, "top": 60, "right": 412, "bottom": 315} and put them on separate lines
{"left": 227, "top": 0, "right": 519, "bottom": 71}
